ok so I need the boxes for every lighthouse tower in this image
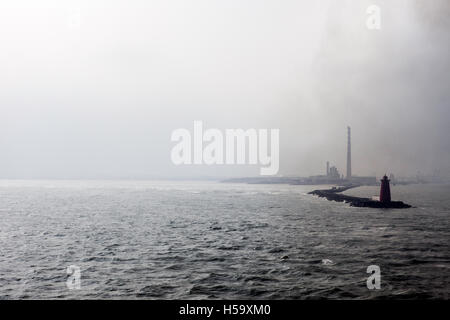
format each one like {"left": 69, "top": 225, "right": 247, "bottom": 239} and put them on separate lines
{"left": 379, "top": 175, "right": 391, "bottom": 203}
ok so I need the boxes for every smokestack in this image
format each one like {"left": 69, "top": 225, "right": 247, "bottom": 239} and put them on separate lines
{"left": 347, "top": 126, "right": 352, "bottom": 179}
{"left": 326, "top": 161, "right": 329, "bottom": 176}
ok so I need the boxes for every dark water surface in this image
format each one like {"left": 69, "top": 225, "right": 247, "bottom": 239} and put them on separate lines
{"left": 0, "top": 180, "right": 449, "bottom": 299}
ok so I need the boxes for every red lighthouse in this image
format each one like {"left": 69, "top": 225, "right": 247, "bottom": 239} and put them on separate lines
{"left": 379, "top": 175, "right": 391, "bottom": 203}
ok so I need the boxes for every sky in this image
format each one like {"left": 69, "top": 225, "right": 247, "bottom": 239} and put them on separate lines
{"left": 1, "top": 0, "right": 449, "bottom": 179}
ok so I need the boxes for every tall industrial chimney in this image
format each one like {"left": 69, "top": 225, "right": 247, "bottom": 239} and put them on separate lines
{"left": 346, "top": 126, "right": 352, "bottom": 179}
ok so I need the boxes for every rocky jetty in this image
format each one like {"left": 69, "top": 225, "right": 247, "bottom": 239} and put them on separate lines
{"left": 309, "top": 185, "right": 412, "bottom": 209}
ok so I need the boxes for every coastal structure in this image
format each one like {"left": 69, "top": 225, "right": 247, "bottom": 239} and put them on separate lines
{"left": 308, "top": 183, "right": 411, "bottom": 208}
{"left": 380, "top": 175, "right": 391, "bottom": 203}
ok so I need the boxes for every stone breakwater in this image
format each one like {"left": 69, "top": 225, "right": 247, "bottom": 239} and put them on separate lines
{"left": 309, "top": 186, "right": 412, "bottom": 209}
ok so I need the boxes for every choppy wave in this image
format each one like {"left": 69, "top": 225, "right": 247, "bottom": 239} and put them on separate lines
{"left": 0, "top": 180, "right": 449, "bottom": 299}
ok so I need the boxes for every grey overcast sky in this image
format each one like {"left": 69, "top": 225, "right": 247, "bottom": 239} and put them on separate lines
{"left": 1, "top": 0, "right": 449, "bottom": 179}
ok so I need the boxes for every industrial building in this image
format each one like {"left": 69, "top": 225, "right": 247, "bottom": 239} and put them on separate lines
{"left": 307, "top": 126, "right": 376, "bottom": 185}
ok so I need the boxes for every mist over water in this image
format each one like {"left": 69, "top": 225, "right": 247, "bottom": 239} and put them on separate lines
{"left": 1, "top": 180, "right": 448, "bottom": 299}
{"left": 1, "top": 0, "right": 449, "bottom": 179}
